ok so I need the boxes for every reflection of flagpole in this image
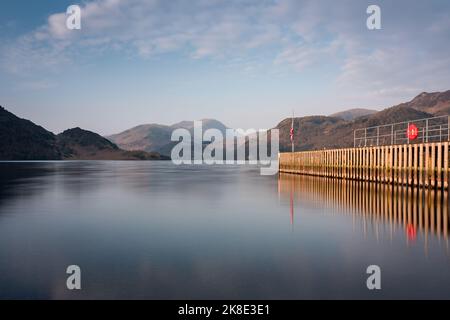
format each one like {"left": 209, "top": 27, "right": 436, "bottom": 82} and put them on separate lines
{"left": 290, "top": 178, "right": 294, "bottom": 230}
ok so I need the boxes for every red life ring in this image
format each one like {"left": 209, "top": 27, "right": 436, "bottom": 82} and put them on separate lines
{"left": 407, "top": 124, "right": 418, "bottom": 141}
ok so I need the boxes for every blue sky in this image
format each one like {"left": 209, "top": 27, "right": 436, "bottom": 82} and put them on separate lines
{"left": 1, "top": 0, "right": 450, "bottom": 135}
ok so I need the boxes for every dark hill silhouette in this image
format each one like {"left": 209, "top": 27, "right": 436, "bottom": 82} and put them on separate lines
{"left": 0, "top": 106, "right": 61, "bottom": 160}
{"left": 0, "top": 107, "right": 168, "bottom": 160}
{"left": 58, "top": 127, "right": 167, "bottom": 160}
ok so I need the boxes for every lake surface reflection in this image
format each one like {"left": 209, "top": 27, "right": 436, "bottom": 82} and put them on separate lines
{"left": 279, "top": 174, "right": 450, "bottom": 251}
{"left": 0, "top": 162, "right": 449, "bottom": 299}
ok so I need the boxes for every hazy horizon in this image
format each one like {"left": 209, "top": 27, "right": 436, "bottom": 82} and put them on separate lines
{"left": 1, "top": 0, "right": 450, "bottom": 135}
{"left": 3, "top": 101, "right": 385, "bottom": 136}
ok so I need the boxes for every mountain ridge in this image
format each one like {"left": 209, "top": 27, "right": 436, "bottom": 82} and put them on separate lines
{"left": 330, "top": 108, "right": 378, "bottom": 121}
{"left": 0, "top": 107, "right": 168, "bottom": 161}
{"left": 107, "top": 119, "right": 229, "bottom": 157}
{"left": 0, "top": 106, "right": 61, "bottom": 160}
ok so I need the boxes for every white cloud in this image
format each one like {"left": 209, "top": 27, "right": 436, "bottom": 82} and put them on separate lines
{"left": 1, "top": 0, "right": 450, "bottom": 103}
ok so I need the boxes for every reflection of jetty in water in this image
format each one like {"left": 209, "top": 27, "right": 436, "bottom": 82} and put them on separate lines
{"left": 279, "top": 173, "right": 449, "bottom": 252}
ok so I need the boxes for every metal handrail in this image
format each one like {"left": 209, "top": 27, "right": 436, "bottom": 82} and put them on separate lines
{"left": 353, "top": 115, "right": 450, "bottom": 147}
{"left": 354, "top": 115, "right": 449, "bottom": 131}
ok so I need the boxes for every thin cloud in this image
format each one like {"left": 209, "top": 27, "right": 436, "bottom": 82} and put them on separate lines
{"left": 1, "top": 0, "right": 449, "bottom": 104}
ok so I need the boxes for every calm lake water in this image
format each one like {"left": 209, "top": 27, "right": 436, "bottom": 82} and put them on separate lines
{"left": 0, "top": 161, "right": 449, "bottom": 299}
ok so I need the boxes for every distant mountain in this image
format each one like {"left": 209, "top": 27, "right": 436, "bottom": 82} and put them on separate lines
{"left": 0, "top": 106, "right": 61, "bottom": 160}
{"left": 108, "top": 119, "right": 229, "bottom": 157}
{"left": 275, "top": 91, "right": 449, "bottom": 152}
{"left": 171, "top": 118, "right": 228, "bottom": 134}
{"left": 107, "top": 124, "right": 172, "bottom": 155}
{"left": 395, "top": 90, "right": 450, "bottom": 115}
{"left": 0, "top": 107, "right": 168, "bottom": 160}
{"left": 57, "top": 128, "right": 167, "bottom": 160}
{"left": 330, "top": 108, "right": 377, "bottom": 121}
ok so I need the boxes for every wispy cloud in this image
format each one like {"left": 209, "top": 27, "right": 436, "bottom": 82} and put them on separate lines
{"left": 0, "top": 0, "right": 341, "bottom": 72}
{"left": 1, "top": 0, "right": 450, "bottom": 103}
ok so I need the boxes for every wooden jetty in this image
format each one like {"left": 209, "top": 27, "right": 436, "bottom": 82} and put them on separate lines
{"left": 279, "top": 142, "right": 450, "bottom": 189}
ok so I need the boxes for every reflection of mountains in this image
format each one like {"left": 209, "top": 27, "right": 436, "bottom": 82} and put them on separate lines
{"left": 0, "top": 162, "right": 240, "bottom": 212}
{"left": 279, "top": 174, "right": 449, "bottom": 246}
{"left": 0, "top": 163, "right": 53, "bottom": 206}
{"left": 0, "top": 163, "right": 115, "bottom": 210}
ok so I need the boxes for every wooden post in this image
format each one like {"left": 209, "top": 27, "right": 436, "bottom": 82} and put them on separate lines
{"left": 437, "top": 143, "right": 442, "bottom": 189}
{"left": 331, "top": 150, "right": 333, "bottom": 178}
{"left": 431, "top": 144, "right": 436, "bottom": 188}
{"left": 407, "top": 144, "right": 412, "bottom": 186}
{"left": 347, "top": 149, "right": 350, "bottom": 179}
{"left": 385, "top": 146, "right": 389, "bottom": 184}
{"left": 365, "top": 149, "right": 368, "bottom": 181}
{"left": 358, "top": 148, "right": 361, "bottom": 180}
{"left": 374, "top": 148, "right": 377, "bottom": 182}
{"left": 386, "top": 146, "right": 392, "bottom": 183}
{"left": 425, "top": 144, "right": 430, "bottom": 187}
{"left": 393, "top": 146, "right": 398, "bottom": 185}
{"left": 399, "top": 145, "right": 403, "bottom": 185}
{"left": 413, "top": 144, "right": 418, "bottom": 187}
{"left": 350, "top": 149, "right": 353, "bottom": 180}
{"left": 359, "top": 149, "right": 362, "bottom": 181}
{"left": 378, "top": 147, "right": 382, "bottom": 183}
{"left": 372, "top": 148, "right": 376, "bottom": 182}
{"left": 419, "top": 144, "right": 424, "bottom": 187}
{"left": 335, "top": 150, "right": 337, "bottom": 178}
{"left": 444, "top": 142, "right": 449, "bottom": 189}
{"left": 344, "top": 149, "right": 346, "bottom": 179}
{"left": 329, "top": 150, "right": 331, "bottom": 177}
{"left": 403, "top": 144, "right": 407, "bottom": 186}
{"left": 330, "top": 150, "right": 333, "bottom": 178}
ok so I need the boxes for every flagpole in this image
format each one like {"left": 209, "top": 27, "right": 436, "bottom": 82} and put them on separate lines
{"left": 291, "top": 110, "right": 294, "bottom": 153}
